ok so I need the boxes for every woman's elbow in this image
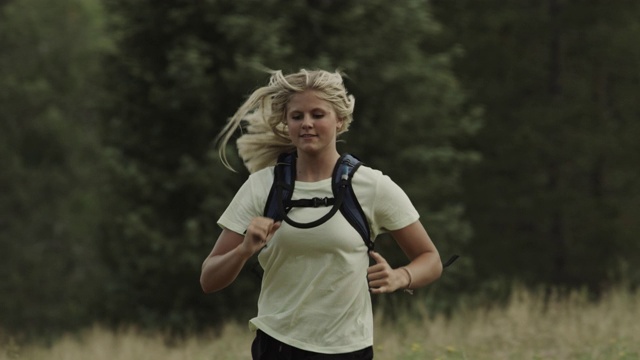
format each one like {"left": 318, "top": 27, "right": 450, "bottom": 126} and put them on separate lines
{"left": 426, "top": 253, "right": 443, "bottom": 283}
{"left": 200, "top": 266, "right": 220, "bottom": 294}
{"left": 434, "top": 258, "right": 444, "bottom": 280}
{"left": 200, "top": 276, "right": 222, "bottom": 294}
{"left": 200, "top": 275, "right": 213, "bottom": 293}
{"left": 200, "top": 270, "right": 232, "bottom": 293}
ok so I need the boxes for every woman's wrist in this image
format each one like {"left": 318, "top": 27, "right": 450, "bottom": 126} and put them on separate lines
{"left": 236, "top": 241, "right": 256, "bottom": 260}
{"left": 399, "top": 266, "right": 414, "bottom": 294}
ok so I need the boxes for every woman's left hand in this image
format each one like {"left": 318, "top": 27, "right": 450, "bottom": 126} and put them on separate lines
{"left": 367, "top": 251, "right": 409, "bottom": 294}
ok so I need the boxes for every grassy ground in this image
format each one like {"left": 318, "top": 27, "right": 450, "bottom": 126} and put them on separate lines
{"left": 2, "top": 286, "right": 639, "bottom": 360}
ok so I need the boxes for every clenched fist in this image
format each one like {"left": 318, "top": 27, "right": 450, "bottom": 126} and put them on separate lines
{"left": 241, "top": 217, "right": 281, "bottom": 256}
{"left": 367, "top": 251, "right": 410, "bottom": 294}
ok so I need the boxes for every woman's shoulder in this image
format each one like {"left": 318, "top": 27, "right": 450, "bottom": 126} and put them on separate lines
{"left": 250, "top": 165, "right": 275, "bottom": 179}
{"left": 245, "top": 166, "right": 275, "bottom": 190}
{"left": 350, "top": 163, "right": 386, "bottom": 191}
{"left": 351, "top": 162, "right": 406, "bottom": 194}
{"left": 352, "top": 163, "right": 383, "bottom": 180}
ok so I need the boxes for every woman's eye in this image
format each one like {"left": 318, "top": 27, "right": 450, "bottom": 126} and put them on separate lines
{"left": 291, "top": 114, "right": 303, "bottom": 120}
{"left": 312, "top": 113, "right": 324, "bottom": 119}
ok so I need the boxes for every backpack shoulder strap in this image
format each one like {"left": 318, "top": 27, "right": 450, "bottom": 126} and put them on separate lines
{"left": 264, "top": 152, "right": 373, "bottom": 251}
{"left": 264, "top": 152, "right": 296, "bottom": 221}
{"left": 332, "top": 153, "right": 373, "bottom": 251}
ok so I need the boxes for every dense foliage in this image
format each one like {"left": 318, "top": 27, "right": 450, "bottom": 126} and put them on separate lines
{"left": 432, "top": 0, "right": 640, "bottom": 292}
{"left": 0, "top": 0, "right": 112, "bottom": 334}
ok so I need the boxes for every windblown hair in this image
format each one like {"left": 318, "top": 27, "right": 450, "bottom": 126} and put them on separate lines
{"left": 216, "top": 69, "right": 355, "bottom": 173}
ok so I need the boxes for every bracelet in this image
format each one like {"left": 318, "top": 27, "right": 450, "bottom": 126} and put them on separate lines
{"left": 400, "top": 266, "right": 414, "bottom": 295}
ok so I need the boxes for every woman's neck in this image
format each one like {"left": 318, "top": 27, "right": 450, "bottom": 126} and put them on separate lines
{"left": 295, "top": 151, "right": 340, "bottom": 182}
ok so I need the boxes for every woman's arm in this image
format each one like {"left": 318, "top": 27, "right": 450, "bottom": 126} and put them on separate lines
{"left": 200, "top": 217, "right": 280, "bottom": 293}
{"left": 367, "top": 220, "right": 442, "bottom": 294}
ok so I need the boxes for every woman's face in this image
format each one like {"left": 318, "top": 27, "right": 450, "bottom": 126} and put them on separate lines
{"left": 286, "top": 90, "right": 343, "bottom": 156}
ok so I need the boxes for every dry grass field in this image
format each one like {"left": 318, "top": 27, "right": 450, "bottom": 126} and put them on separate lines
{"left": 2, "top": 286, "right": 639, "bottom": 360}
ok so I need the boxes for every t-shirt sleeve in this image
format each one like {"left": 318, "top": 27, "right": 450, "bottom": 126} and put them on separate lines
{"left": 371, "top": 174, "right": 420, "bottom": 234}
{"left": 217, "top": 170, "right": 271, "bottom": 235}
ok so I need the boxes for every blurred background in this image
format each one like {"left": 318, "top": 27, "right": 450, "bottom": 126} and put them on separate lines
{"left": 1, "top": 0, "right": 639, "bottom": 341}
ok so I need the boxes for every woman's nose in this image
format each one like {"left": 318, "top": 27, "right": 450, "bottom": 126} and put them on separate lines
{"left": 301, "top": 115, "right": 313, "bottom": 128}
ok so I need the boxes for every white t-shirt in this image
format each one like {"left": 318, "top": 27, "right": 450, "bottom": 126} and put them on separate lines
{"left": 217, "top": 164, "right": 419, "bottom": 354}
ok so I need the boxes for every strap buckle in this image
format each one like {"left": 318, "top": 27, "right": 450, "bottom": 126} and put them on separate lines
{"left": 312, "top": 197, "right": 330, "bottom": 207}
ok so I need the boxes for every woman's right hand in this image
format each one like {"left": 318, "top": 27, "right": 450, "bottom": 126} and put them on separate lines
{"left": 200, "top": 217, "right": 281, "bottom": 293}
{"left": 241, "top": 217, "right": 281, "bottom": 256}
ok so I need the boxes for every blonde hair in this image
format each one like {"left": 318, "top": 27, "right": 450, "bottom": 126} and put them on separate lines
{"left": 216, "top": 69, "right": 355, "bottom": 173}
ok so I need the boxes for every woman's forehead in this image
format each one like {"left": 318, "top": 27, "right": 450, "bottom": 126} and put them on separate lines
{"left": 287, "top": 90, "right": 332, "bottom": 112}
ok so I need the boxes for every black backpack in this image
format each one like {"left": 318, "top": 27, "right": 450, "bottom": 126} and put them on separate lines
{"left": 263, "top": 151, "right": 374, "bottom": 251}
{"left": 259, "top": 151, "right": 459, "bottom": 271}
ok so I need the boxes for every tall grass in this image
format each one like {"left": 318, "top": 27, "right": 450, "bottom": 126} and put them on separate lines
{"left": 374, "top": 286, "right": 640, "bottom": 359}
{"left": 2, "top": 286, "right": 639, "bottom": 360}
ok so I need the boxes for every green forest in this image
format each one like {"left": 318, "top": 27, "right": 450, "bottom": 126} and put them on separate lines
{"left": 2, "top": 0, "right": 639, "bottom": 341}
